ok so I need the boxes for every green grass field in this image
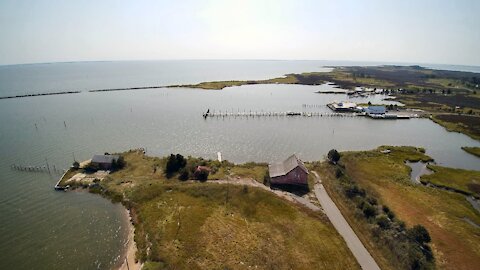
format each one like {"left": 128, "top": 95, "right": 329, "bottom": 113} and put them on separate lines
{"left": 420, "top": 165, "right": 480, "bottom": 196}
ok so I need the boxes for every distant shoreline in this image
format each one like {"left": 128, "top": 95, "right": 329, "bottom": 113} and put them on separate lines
{"left": 0, "top": 91, "right": 80, "bottom": 100}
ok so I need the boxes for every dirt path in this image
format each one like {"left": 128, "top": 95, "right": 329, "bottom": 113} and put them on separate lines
{"left": 211, "top": 178, "right": 322, "bottom": 212}
{"left": 311, "top": 171, "right": 381, "bottom": 270}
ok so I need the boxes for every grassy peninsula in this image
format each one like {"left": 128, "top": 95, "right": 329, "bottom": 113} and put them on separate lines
{"left": 59, "top": 147, "right": 480, "bottom": 270}
{"left": 461, "top": 146, "right": 480, "bottom": 157}
{"left": 420, "top": 165, "right": 480, "bottom": 197}
{"left": 64, "top": 150, "right": 359, "bottom": 270}
{"left": 313, "top": 146, "right": 480, "bottom": 270}
{"left": 169, "top": 65, "right": 480, "bottom": 141}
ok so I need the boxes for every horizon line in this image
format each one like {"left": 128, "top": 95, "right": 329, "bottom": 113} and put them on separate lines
{"left": 1, "top": 58, "right": 479, "bottom": 69}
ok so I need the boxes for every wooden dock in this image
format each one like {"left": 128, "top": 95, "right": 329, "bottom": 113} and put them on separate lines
{"left": 203, "top": 108, "right": 414, "bottom": 120}
{"left": 10, "top": 164, "right": 65, "bottom": 174}
{"left": 54, "top": 169, "right": 71, "bottom": 191}
{"left": 203, "top": 110, "right": 364, "bottom": 118}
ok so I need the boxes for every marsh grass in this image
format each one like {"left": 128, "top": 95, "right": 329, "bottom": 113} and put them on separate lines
{"left": 431, "top": 115, "right": 480, "bottom": 141}
{"left": 462, "top": 146, "right": 480, "bottom": 157}
{"left": 320, "top": 146, "right": 480, "bottom": 270}
{"left": 420, "top": 165, "right": 480, "bottom": 197}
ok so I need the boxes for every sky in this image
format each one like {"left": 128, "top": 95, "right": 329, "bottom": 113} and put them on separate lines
{"left": 0, "top": 0, "right": 479, "bottom": 66}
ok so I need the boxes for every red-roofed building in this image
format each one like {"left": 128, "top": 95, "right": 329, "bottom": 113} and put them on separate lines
{"left": 268, "top": 154, "right": 309, "bottom": 189}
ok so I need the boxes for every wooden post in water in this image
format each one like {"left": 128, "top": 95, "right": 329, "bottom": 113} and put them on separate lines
{"left": 45, "top": 158, "right": 50, "bottom": 173}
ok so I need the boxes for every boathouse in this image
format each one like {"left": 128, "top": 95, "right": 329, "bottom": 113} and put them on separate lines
{"left": 365, "top": 106, "right": 386, "bottom": 115}
{"left": 91, "top": 154, "right": 119, "bottom": 170}
{"left": 268, "top": 154, "right": 309, "bottom": 189}
{"left": 327, "top": 101, "right": 357, "bottom": 112}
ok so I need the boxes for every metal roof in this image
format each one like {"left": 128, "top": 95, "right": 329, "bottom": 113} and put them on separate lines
{"left": 91, "top": 154, "right": 119, "bottom": 164}
{"left": 268, "top": 154, "right": 309, "bottom": 178}
{"left": 366, "top": 106, "right": 386, "bottom": 114}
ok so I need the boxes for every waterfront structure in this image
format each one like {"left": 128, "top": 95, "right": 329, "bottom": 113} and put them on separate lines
{"left": 365, "top": 106, "right": 386, "bottom": 115}
{"left": 327, "top": 101, "right": 358, "bottom": 112}
{"left": 365, "top": 106, "right": 387, "bottom": 118}
{"left": 268, "top": 154, "right": 309, "bottom": 189}
{"left": 91, "top": 154, "right": 119, "bottom": 170}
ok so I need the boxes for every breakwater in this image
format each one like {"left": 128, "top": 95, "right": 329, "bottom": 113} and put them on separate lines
{"left": 89, "top": 86, "right": 165, "bottom": 92}
{"left": 0, "top": 91, "right": 81, "bottom": 100}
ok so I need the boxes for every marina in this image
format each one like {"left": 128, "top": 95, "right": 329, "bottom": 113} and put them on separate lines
{"left": 204, "top": 109, "right": 364, "bottom": 118}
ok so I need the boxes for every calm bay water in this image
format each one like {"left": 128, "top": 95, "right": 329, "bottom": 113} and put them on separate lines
{"left": 0, "top": 60, "right": 479, "bottom": 270}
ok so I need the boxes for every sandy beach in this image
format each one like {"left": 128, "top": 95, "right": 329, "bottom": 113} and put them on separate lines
{"left": 118, "top": 209, "right": 142, "bottom": 270}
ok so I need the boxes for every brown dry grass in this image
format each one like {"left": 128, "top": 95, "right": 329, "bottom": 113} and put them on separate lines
{"left": 338, "top": 147, "right": 480, "bottom": 270}
{"left": 95, "top": 150, "right": 359, "bottom": 270}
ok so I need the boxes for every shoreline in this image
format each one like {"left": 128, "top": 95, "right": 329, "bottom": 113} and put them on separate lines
{"left": 117, "top": 208, "right": 142, "bottom": 270}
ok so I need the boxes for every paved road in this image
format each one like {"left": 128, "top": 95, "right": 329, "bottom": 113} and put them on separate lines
{"left": 312, "top": 171, "right": 381, "bottom": 270}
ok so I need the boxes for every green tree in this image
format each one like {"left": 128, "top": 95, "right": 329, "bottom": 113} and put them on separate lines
{"left": 72, "top": 161, "right": 80, "bottom": 169}
{"left": 165, "top": 154, "right": 186, "bottom": 176}
{"left": 112, "top": 156, "right": 125, "bottom": 170}
{"left": 327, "top": 149, "right": 341, "bottom": 164}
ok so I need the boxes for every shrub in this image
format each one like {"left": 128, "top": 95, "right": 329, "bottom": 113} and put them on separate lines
{"left": 112, "top": 156, "right": 125, "bottom": 170}
{"left": 116, "top": 156, "right": 125, "bottom": 168}
{"left": 72, "top": 161, "right": 80, "bottom": 169}
{"left": 327, "top": 149, "right": 341, "bottom": 164}
{"left": 367, "top": 196, "right": 377, "bottom": 205}
{"left": 362, "top": 203, "right": 377, "bottom": 219}
{"left": 84, "top": 162, "right": 99, "bottom": 172}
{"left": 195, "top": 169, "right": 209, "bottom": 181}
{"left": 345, "top": 184, "right": 366, "bottom": 198}
{"left": 178, "top": 168, "right": 189, "bottom": 181}
{"left": 376, "top": 215, "right": 391, "bottom": 229}
{"left": 407, "top": 225, "right": 431, "bottom": 244}
{"left": 263, "top": 173, "right": 271, "bottom": 186}
{"left": 335, "top": 167, "right": 343, "bottom": 178}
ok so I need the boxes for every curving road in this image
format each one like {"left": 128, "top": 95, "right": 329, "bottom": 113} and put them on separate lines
{"left": 312, "top": 171, "right": 381, "bottom": 270}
